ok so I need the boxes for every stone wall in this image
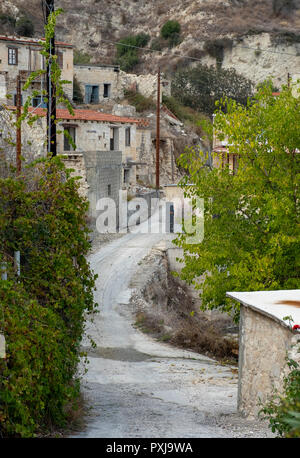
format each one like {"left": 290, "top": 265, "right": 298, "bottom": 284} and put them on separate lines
{"left": 0, "top": 107, "right": 46, "bottom": 163}
{"left": 61, "top": 153, "right": 89, "bottom": 198}
{"left": 238, "top": 306, "right": 299, "bottom": 417}
{"left": 0, "top": 38, "right": 73, "bottom": 102}
{"left": 120, "top": 71, "right": 171, "bottom": 102}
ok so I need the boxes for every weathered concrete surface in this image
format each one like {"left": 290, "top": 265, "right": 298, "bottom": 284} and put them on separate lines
{"left": 227, "top": 290, "right": 300, "bottom": 418}
{"left": 71, "top": 209, "right": 273, "bottom": 438}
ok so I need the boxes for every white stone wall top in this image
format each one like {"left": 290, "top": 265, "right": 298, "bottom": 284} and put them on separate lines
{"left": 227, "top": 290, "right": 300, "bottom": 329}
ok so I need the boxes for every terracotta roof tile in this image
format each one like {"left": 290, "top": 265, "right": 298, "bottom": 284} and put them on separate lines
{"left": 8, "top": 106, "right": 140, "bottom": 124}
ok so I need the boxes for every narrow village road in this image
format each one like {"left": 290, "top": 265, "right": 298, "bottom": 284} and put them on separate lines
{"left": 71, "top": 210, "right": 263, "bottom": 438}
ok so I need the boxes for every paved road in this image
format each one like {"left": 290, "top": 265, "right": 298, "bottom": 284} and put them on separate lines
{"left": 72, "top": 211, "right": 240, "bottom": 438}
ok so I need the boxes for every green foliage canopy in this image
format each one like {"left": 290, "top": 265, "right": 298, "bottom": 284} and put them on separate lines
{"left": 15, "top": 16, "right": 35, "bottom": 37}
{"left": 160, "top": 20, "right": 181, "bottom": 47}
{"left": 174, "top": 85, "right": 300, "bottom": 320}
{"left": 116, "top": 33, "right": 150, "bottom": 71}
{"left": 171, "top": 64, "right": 254, "bottom": 116}
{"left": 260, "top": 356, "right": 300, "bottom": 437}
{"left": 0, "top": 158, "right": 97, "bottom": 437}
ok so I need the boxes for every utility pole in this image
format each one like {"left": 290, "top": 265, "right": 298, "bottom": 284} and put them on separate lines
{"left": 156, "top": 67, "right": 160, "bottom": 192}
{"left": 288, "top": 72, "right": 291, "bottom": 89}
{"left": 16, "top": 73, "right": 22, "bottom": 175}
{"left": 45, "top": 0, "right": 57, "bottom": 156}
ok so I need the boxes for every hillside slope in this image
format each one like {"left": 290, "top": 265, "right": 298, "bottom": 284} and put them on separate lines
{"left": 1, "top": 0, "right": 300, "bottom": 86}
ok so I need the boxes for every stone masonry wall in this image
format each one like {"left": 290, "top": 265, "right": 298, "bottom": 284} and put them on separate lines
{"left": 238, "top": 306, "right": 295, "bottom": 417}
{"left": 74, "top": 65, "right": 123, "bottom": 103}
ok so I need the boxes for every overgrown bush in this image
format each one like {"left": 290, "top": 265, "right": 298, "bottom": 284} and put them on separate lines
{"left": 0, "top": 14, "right": 16, "bottom": 27}
{"left": 260, "top": 356, "right": 300, "bottom": 437}
{"left": 204, "top": 38, "right": 233, "bottom": 68}
{"left": 0, "top": 157, "right": 97, "bottom": 437}
{"left": 15, "top": 16, "right": 35, "bottom": 37}
{"left": 171, "top": 64, "right": 253, "bottom": 116}
{"left": 124, "top": 89, "right": 155, "bottom": 112}
{"left": 272, "top": 0, "right": 296, "bottom": 17}
{"left": 73, "top": 49, "right": 91, "bottom": 65}
{"left": 73, "top": 76, "right": 83, "bottom": 103}
{"left": 116, "top": 33, "right": 150, "bottom": 71}
{"left": 160, "top": 20, "right": 181, "bottom": 47}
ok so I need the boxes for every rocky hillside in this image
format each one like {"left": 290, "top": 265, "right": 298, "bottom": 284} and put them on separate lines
{"left": 1, "top": 0, "right": 300, "bottom": 86}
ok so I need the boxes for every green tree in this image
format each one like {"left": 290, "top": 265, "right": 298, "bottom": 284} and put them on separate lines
{"left": 174, "top": 84, "right": 300, "bottom": 320}
{"left": 171, "top": 64, "right": 253, "bottom": 116}
{"left": 161, "top": 20, "right": 181, "bottom": 47}
{"left": 15, "top": 16, "right": 35, "bottom": 37}
{"left": 116, "top": 33, "right": 150, "bottom": 71}
{"left": 260, "top": 356, "right": 300, "bottom": 437}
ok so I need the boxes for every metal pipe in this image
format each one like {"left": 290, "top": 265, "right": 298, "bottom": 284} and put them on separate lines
{"left": 156, "top": 67, "right": 160, "bottom": 192}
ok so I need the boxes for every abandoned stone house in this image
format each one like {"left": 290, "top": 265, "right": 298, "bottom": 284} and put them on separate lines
{"left": 74, "top": 64, "right": 123, "bottom": 104}
{"left": 0, "top": 105, "right": 141, "bottom": 186}
{"left": 74, "top": 64, "right": 171, "bottom": 106}
{"left": 0, "top": 35, "right": 74, "bottom": 105}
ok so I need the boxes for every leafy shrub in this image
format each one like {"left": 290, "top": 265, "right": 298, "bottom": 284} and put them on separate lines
{"left": 160, "top": 20, "right": 181, "bottom": 47}
{"left": 0, "top": 157, "right": 97, "bottom": 437}
{"left": 161, "top": 20, "right": 181, "bottom": 39}
{"left": 271, "top": 31, "right": 300, "bottom": 46}
{"left": 73, "top": 49, "right": 91, "bottom": 65}
{"left": 171, "top": 64, "right": 253, "bottom": 116}
{"left": 15, "top": 16, "right": 35, "bottom": 37}
{"left": 124, "top": 89, "right": 155, "bottom": 112}
{"left": 0, "top": 14, "right": 16, "bottom": 26}
{"left": 260, "top": 356, "right": 300, "bottom": 437}
{"left": 204, "top": 38, "right": 233, "bottom": 68}
{"left": 73, "top": 76, "right": 83, "bottom": 103}
{"left": 116, "top": 33, "right": 150, "bottom": 71}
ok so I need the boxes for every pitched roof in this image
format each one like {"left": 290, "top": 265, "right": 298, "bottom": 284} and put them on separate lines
{"left": 8, "top": 106, "right": 140, "bottom": 124}
{"left": 0, "top": 35, "right": 72, "bottom": 48}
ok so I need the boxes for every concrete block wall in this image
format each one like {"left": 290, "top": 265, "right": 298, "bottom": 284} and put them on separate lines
{"left": 82, "top": 150, "right": 122, "bottom": 222}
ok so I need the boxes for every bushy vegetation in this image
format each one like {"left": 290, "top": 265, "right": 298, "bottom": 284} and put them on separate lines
{"left": 116, "top": 33, "right": 150, "bottom": 71}
{"left": 160, "top": 20, "right": 181, "bottom": 47}
{"left": 175, "top": 84, "right": 300, "bottom": 321}
{"left": 73, "top": 76, "right": 83, "bottom": 103}
{"left": 260, "top": 356, "right": 300, "bottom": 437}
{"left": 162, "top": 95, "right": 211, "bottom": 136}
{"left": 15, "top": 16, "right": 35, "bottom": 38}
{"left": 73, "top": 49, "right": 91, "bottom": 65}
{"left": 171, "top": 64, "right": 254, "bottom": 116}
{"left": 272, "top": 0, "right": 296, "bottom": 17}
{"left": 124, "top": 89, "right": 155, "bottom": 112}
{"left": 203, "top": 38, "right": 233, "bottom": 68}
{"left": 0, "top": 158, "right": 97, "bottom": 437}
{"left": 0, "top": 13, "right": 16, "bottom": 27}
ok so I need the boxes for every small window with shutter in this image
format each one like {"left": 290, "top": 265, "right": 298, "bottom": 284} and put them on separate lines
{"left": 8, "top": 47, "right": 18, "bottom": 65}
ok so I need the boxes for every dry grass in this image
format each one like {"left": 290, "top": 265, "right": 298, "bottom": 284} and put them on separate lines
{"left": 134, "top": 271, "right": 239, "bottom": 364}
